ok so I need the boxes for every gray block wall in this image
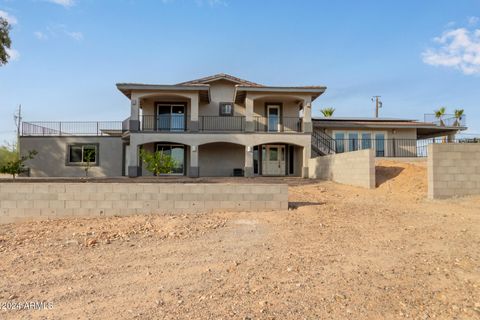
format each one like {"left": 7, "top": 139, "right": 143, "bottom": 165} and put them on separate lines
{"left": 428, "top": 144, "right": 480, "bottom": 199}
{"left": 0, "top": 183, "right": 289, "bottom": 224}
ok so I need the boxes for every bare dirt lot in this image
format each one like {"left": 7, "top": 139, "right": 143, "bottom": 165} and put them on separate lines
{"left": 1, "top": 161, "right": 479, "bottom": 319}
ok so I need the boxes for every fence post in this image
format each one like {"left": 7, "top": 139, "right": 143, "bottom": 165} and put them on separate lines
{"left": 97, "top": 122, "right": 99, "bottom": 136}
{"left": 59, "top": 122, "right": 62, "bottom": 136}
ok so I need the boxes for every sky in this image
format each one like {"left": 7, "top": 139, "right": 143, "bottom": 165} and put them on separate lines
{"left": 0, "top": 0, "right": 479, "bottom": 143}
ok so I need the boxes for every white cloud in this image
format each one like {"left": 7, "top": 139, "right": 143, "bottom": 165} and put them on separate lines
{"left": 34, "top": 31, "right": 48, "bottom": 40}
{"left": 5, "top": 47, "right": 19, "bottom": 61}
{"left": 46, "top": 0, "right": 75, "bottom": 7}
{"left": 65, "top": 31, "right": 83, "bottom": 41}
{"left": 0, "top": 10, "right": 17, "bottom": 25}
{"left": 422, "top": 26, "right": 480, "bottom": 75}
{"left": 196, "top": 0, "right": 227, "bottom": 6}
{"left": 468, "top": 16, "right": 479, "bottom": 26}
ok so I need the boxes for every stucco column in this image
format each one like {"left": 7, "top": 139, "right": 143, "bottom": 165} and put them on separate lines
{"left": 302, "top": 145, "right": 311, "bottom": 178}
{"left": 244, "top": 145, "right": 254, "bottom": 177}
{"left": 302, "top": 97, "right": 312, "bottom": 133}
{"left": 127, "top": 142, "right": 141, "bottom": 177}
{"left": 447, "top": 133, "right": 456, "bottom": 142}
{"left": 190, "top": 93, "right": 199, "bottom": 132}
{"left": 129, "top": 94, "right": 140, "bottom": 132}
{"left": 189, "top": 145, "right": 199, "bottom": 177}
{"left": 245, "top": 94, "right": 254, "bottom": 132}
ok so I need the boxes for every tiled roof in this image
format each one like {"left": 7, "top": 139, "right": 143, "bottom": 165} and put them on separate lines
{"left": 177, "top": 73, "right": 264, "bottom": 87}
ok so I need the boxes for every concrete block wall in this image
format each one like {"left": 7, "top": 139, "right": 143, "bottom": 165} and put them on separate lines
{"left": 0, "top": 183, "right": 289, "bottom": 224}
{"left": 308, "top": 149, "right": 375, "bottom": 189}
{"left": 428, "top": 144, "right": 480, "bottom": 199}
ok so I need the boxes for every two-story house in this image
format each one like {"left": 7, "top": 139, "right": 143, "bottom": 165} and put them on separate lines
{"left": 19, "top": 73, "right": 466, "bottom": 178}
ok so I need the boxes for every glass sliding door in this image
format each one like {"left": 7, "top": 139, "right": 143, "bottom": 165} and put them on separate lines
{"left": 361, "top": 133, "right": 372, "bottom": 150}
{"left": 156, "top": 103, "right": 185, "bottom": 132}
{"left": 375, "top": 133, "right": 385, "bottom": 157}
{"left": 335, "top": 132, "right": 345, "bottom": 153}
{"left": 348, "top": 132, "right": 359, "bottom": 151}
{"left": 155, "top": 144, "right": 185, "bottom": 175}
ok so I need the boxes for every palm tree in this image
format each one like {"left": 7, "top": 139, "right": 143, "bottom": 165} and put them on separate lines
{"left": 453, "top": 109, "right": 464, "bottom": 127}
{"left": 434, "top": 107, "right": 446, "bottom": 126}
{"left": 320, "top": 107, "right": 335, "bottom": 118}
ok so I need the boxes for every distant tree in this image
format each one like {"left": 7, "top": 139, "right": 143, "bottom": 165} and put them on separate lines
{"left": 453, "top": 109, "right": 464, "bottom": 127}
{"left": 0, "top": 144, "right": 17, "bottom": 167}
{"left": 139, "top": 149, "right": 177, "bottom": 176}
{"left": 0, "top": 17, "right": 12, "bottom": 66}
{"left": 434, "top": 107, "right": 446, "bottom": 126}
{"left": 320, "top": 107, "right": 335, "bottom": 117}
{"left": 0, "top": 150, "right": 37, "bottom": 179}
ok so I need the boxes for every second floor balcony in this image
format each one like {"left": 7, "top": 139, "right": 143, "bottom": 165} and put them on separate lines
{"left": 138, "top": 115, "right": 304, "bottom": 133}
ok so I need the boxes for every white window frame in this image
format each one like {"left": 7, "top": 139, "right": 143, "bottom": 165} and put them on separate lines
{"left": 332, "top": 130, "right": 388, "bottom": 156}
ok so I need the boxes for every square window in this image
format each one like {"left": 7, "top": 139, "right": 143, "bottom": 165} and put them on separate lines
{"left": 219, "top": 102, "right": 234, "bottom": 116}
{"left": 69, "top": 146, "right": 83, "bottom": 163}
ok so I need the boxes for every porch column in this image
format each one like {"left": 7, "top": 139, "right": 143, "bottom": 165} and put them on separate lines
{"left": 302, "top": 97, "right": 312, "bottom": 133}
{"left": 302, "top": 145, "right": 311, "bottom": 178}
{"left": 128, "top": 143, "right": 141, "bottom": 177}
{"left": 190, "top": 93, "right": 199, "bottom": 132}
{"left": 244, "top": 146, "right": 254, "bottom": 177}
{"left": 189, "top": 145, "right": 199, "bottom": 177}
{"left": 245, "top": 94, "right": 254, "bottom": 132}
{"left": 129, "top": 94, "right": 140, "bottom": 132}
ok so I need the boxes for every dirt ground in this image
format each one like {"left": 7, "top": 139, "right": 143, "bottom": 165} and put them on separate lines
{"left": 1, "top": 161, "right": 479, "bottom": 319}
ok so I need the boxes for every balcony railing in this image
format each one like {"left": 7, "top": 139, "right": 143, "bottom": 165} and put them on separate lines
{"left": 199, "top": 116, "right": 245, "bottom": 132}
{"left": 137, "top": 115, "right": 303, "bottom": 132}
{"left": 21, "top": 121, "right": 123, "bottom": 136}
{"left": 424, "top": 114, "right": 466, "bottom": 127}
{"left": 254, "top": 116, "right": 303, "bottom": 132}
{"left": 140, "top": 115, "right": 187, "bottom": 132}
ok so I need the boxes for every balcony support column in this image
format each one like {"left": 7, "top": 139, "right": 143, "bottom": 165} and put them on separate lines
{"left": 127, "top": 142, "right": 141, "bottom": 177}
{"left": 302, "top": 97, "right": 312, "bottom": 133}
{"left": 302, "top": 145, "right": 310, "bottom": 178}
{"left": 189, "top": 145, "right": 199, "bottom": 177}
{"left": 244, "top": 145, "right": 254, "bottom": 177}
{"left": 245, "top": 94, "right": 254, "bottom": 132}
{"left": 129, "top": 94, "right": 140, "bottom": 132}
{"left": 190, "top": 94, "right": 199, "bottom": 132}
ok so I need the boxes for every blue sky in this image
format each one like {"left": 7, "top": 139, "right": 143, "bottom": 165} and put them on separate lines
{"left": 1, "top": 0, "right": 479, "bottom": 142}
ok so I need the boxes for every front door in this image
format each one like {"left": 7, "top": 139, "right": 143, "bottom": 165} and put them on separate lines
{"left": 262, "top": 145, "right": 285, "bottom": 176}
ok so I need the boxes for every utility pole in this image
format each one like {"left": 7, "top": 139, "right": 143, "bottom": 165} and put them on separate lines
{"left": 372, "top": 96, "right": 382, "bottom": 118}
{"left": 14, "top": 104, "right": 22, "bottom": 155}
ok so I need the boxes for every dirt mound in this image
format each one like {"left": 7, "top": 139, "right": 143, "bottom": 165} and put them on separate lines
{"left": 376, "top": 160, "right": 427, "bottom": 197}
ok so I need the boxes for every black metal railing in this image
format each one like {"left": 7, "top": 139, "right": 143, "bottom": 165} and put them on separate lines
{"left": 140, "top": 115, "right": 187, "bottom": 132}
{"left": 332, "top": 138, "right": 479, "bottom": 157}
{"left": 253, "top": 116, "right": 303, "bottom": 132}
{"left": 199, "top": 116, "right": 245, "bottom": 131}
{"left": 312, "top": 130, "right": 335, "bottom": 155}
{"left": 21, "top": 121, "right": 123, "bottom": 136}
{"left": 424, "top": 114, "right": 466, "bottom": 127}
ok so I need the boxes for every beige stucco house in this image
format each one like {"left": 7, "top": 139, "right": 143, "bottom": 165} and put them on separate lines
{"left": 19, "top": 73, "right": 466, "bottom": 178}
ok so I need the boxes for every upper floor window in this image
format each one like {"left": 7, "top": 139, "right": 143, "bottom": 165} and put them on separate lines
{"left": 219, "top": 102, "right": 234, "bottom": 116}
{"left": 67, "top": 144, "right": 98, "bottom": 165}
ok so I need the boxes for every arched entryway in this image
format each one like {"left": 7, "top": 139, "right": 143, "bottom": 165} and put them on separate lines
{"left": 252, "top": 142, "right": 304, "bottom": 177}
{"left": 135, "top": 141, "right": 190, "bottom": 176}
{"left": 198, "top": 142, "right": 245, "bottom": 177}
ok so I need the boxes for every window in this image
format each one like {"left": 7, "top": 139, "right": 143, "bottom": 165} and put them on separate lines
{"left": 155, "top": 144, "right": 185, "bottom": 174}
{"left": 219, "top": 102, "right": 234, "bottom": 116}
{"left": 335, "top": 132, "right": 345, "bottom": 153}
{"left": 68, "top": 144, "right": 98, "bottom": 165}
{"left": 361, "top": 133, "right": 372, "bottom": 149}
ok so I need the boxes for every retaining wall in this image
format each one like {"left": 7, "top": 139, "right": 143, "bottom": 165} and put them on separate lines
{"left": 428, "top": 144, "right": 480, "bottom": 199}
{"left": 308, "top": 149, "right": 375, "bottom": 189}
{"left": 0, "top": 183, "right": 288, "bottom": 224}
